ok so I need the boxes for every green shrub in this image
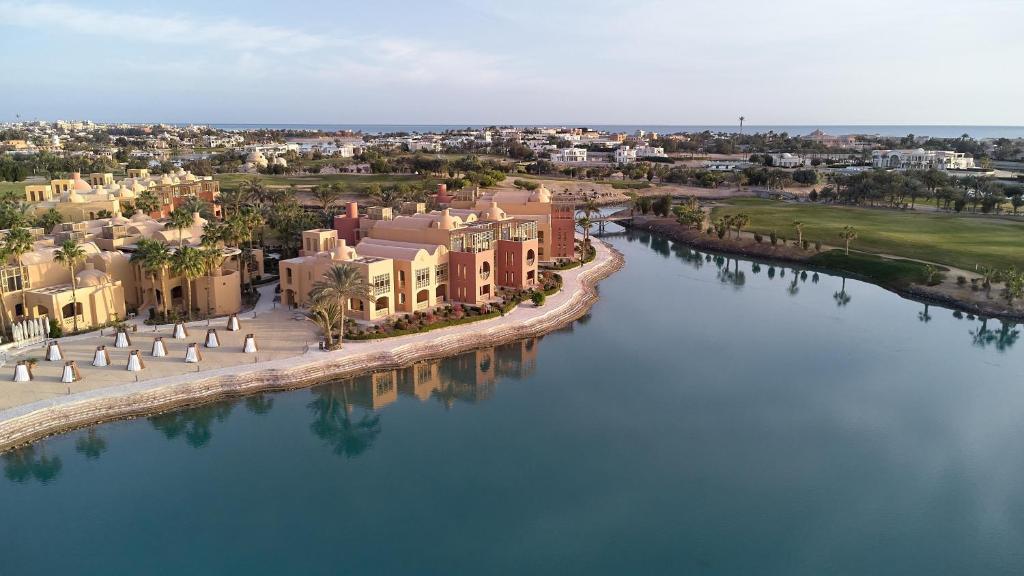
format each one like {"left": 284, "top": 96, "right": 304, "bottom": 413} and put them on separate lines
{"left": 531, "top": 292, "right": 546, "bottom": 306}
{"left": 753, "top": 233, "right": 763, "bottom": 243}
{"left": 769, "top": 230, "right": 778, "bottom": 245}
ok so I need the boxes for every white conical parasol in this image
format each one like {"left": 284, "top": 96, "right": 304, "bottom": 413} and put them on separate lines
{"left": 204, "top": 329, "right": 220, "bottom": 348}
{"left": 243, "top": 333, "right": 258, "bottom": 353}
{"left": 126, "top": 350, "right": 144, "bottom": 371}
{"left": 151, "top": 337, "right": 167, "bottom": 357}
{"left": 46, "top": 341, "right": 63, "bottom": 362}
{"left": 172, "top": 322, "right": 188, "bottom": 339}
{"left": 12, "top": 362, "right": 32, "bottom": 382}
{"left": 93, "top": 346, "right": 111, "bottom": 367}
{"left": 184, "top": 343, "right": 203, "bottom": 363}
{"left": 226, "top": 314, "right": 240, "bottom": 331}
{"left": 114, "top": 330, "right": 131, "bottom": 348}
{"left": 61, "top": 361, "right": 82, "bottom": 383}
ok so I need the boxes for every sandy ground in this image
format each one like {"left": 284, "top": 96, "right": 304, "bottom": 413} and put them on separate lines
{"left": 0, "top": 283, "right": 315, "bottom": 411}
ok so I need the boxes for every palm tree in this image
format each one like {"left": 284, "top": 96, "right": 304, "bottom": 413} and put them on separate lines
{"left": 135, "top": 190, "right": 160, "bottom": 217}
{"left": 311, "top": 183, "right": 343, "bottom": 216}
{"left": 179, "top": 195, "right": 213, "bottom": 219}
{"left": 308, "top": 264, "right": 372, "bottom": 349}
{"left": 306, "top": 298, "right": 345, "bottom": 348}
{"left": 575, "top": 215, "right": 593, "bottom": 265}
{"left": 838, "top": 225, "right": 857, "bottom": 255}
{"left": 168, "top": 209, "right": 193, "bottom": 246}
{"left": 0, "top": 244, "right": 11, "bottom": 339}
{"left": 792, "top": 221, "right": 804, "bottom": 246}
{"left": 199, "top": 246, "right": 225, "bottom": 320}
{"left": 217, "top": 187, "right": 249, "bottom": 219}
{"left": 171, "top": 245, "right": 205, "bottom": 320}
{"left": 131, "top": 238, "right": 172, "bottom": 318}
{"left": 4, "top": 226, "right": 33, "bottom": 322}
{"left": 732, "top": 213, "right": 750, "bottom": 239}
{"left": 53, "top": 239, "right": 87, "bottom": 333}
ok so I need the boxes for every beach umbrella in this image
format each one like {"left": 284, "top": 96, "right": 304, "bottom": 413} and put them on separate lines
{"left": 151, "top": 337, "right": 167, "bottom": 357}
{"left": 204, "top": 329, "right": 220, "bottom": 348}
{"left": 184, "top": 343, "right": 203, "bottom": 363}
{"left": 61, "top": 361, "right": 82, "bottom": 383}
{"left": 114, "top": 329, "right": 131, "bottom": 348}
{"left": 126, "top": 350, "right": 144, "bottom": 372}
{"left": 12, "top": 361, "right": 32, "bottom": 382}
{"left": 226, "top": 314, "right": 240, "bottom": 331}
{"left": 243, "top": 333, "right": 258, "bottom": 354}
{"left": 45, "top": 341, "right": 64, "bottom": 362}
{"left": 92, "top": 346, "right": 111, "bottom": 367}
{"left": 172, "top": 322, "right": 188, "bottom": 339}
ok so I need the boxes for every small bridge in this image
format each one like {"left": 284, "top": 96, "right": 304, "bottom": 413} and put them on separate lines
{"left": 592, "top": 209, "right": 633, "bottom": 232}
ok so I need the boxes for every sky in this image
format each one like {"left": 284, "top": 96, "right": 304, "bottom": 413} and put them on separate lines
{"left": 0, "top": 0, "right": 1022, "bottom": 125}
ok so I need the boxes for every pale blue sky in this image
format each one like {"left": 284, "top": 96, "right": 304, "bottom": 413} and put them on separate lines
{"left": 1, "top": 0, "right": 1021, "bottom": 125}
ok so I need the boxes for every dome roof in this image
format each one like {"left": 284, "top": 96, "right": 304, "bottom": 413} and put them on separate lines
{"left": 71, "top": 172, "right": 92, "bottom": 192}
{"left": 68, "top": 191, "right": 85, "bottom": 203}
{"left": 438, "top": 208, "right": 457, "bottom": 230}
{"left": 481, "top": 200, "right": 506, "bottom": 221}
{"left": 130, "top": 211, "right": 151, "bottom": 222}
{"left": 529, "top": 185, "right": 551, "bottom": 203}
{"left": 159, "top": 174, "right": 174, "bottom": 185}
{"left": 75, "top": 268, "right": 110, "bottom": 287}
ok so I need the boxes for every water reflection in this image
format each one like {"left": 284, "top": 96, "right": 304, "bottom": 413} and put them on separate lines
{"left": 307, "top": 338, "right": 542, "bottom": 457}
{"left": 148, "top": 401, "right": 235, "bottom": 449}
{"left": 74, "top": 428, "right": 108, "bottom": 460}
{"left": 970, "top": 317, "right": 1020, "bottom": 352}
{"left": 3, "top": 443, "right": 62, "bottom": 484}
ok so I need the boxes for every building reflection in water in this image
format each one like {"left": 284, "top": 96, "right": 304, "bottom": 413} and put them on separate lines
{"left": 307, "top": 338, "right": 541, "bottom": 458}
{"left": 331, "top": 337, "right": 541, "bottom": 412}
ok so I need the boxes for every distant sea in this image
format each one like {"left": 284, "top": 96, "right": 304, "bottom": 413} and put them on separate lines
{"left": 202, "top": 123, "right": 1024, "bottom": 139}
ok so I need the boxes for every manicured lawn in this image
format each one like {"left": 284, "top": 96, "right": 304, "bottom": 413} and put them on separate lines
{"left": 809, "top": 250, "right": 944, "bottom": 290}
{"left": 0, "top": 181, "right": 26, "bottom": 197}
{"left": 213, "top": 173, "right": 434, "bottom": 192}
{"left": 711, "top": 198, "right": 1024, "bottom": 271}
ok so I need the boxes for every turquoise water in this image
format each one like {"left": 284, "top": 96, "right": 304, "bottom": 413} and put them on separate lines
{"left": 3, "top": 228, "right": 1024, "bottom": 575}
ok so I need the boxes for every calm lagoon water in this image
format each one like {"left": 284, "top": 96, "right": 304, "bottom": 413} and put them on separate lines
{"left": 3, "top": 228, "right": 1024, "bottom": 575}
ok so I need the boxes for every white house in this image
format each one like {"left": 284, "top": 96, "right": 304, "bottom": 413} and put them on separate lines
{"left": 770, "top": 153, "right": 806, "bottom": 168}
{"left": 550, "top": 147, "right": 588, "bottom": 163}
{"left": 614, "top": 146, "right": 637, "bottom": 164}
{"left": 872, "top": 149, "right": 975, "bottom": 171}
{"left": 634, "top": 145, "right": 667, "bottom": 158}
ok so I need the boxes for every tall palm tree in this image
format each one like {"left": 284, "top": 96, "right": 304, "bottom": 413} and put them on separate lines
{"left": 306, "top": 298, "right": 345, "bottom": 348}
{"left": 131, "top": 238, "right": 172, "bottom": 318}
{"left": 199, "top": 246, "right": 225, "bottom": 320}
{"left": 311, "top": 183, "right": 343, "bottom": 216}
{"left": 4, "top": 226, "right": 33, "bottom": 322}
{"left": 792, "top": 221, "right": 804, "bottom": 247}
{"left": 0, "top": 244, "right": 11, "bottom": 339}
{"left": 839, "top": 225, "right": 858, "bottom": 255}
{"left": 179, "top": 195, "right": 213, "bottom": 220}
{"left": 168, "top": 208, "right": 193, "bottom": 246}
{"left": 575, "top": 215, "right": 593, "bottom": 265}
{"left": 53, "top": 239, "right": 86, "bottom": 333}
{"left": 308, "top": 264, "right": 372, "bottom": 349}
{"left": 171, "top": 245, "right": 205, "bottom": 321}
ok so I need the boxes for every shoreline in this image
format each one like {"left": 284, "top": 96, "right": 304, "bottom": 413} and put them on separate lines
{"left": 628, "top": 217, "right": 1024, "bottom": 322}
{"left": 0, "top": 239, "right": 624, "bottom": 453}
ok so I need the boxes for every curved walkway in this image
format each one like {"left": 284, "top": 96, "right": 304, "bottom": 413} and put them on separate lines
{"left": 0, "top": 239, "right": 625, "bottom": 451}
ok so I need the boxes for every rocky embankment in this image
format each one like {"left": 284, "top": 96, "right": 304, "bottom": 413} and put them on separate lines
{"left": 0, "top": 241, "right": 624, "bottom": 452}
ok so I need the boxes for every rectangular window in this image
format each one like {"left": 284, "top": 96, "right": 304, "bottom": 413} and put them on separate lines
{"left": 372, "top": 274, "right": 391, "bottom": 295}
{"left": 415, "top": 268, "right": 430, "bottom": 289}
{"left": 434, "top": 263, "right": 448, "bottom": 282}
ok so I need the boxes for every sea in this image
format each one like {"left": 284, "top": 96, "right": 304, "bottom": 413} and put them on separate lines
{"left": 199, "top": 124, "right": 1024, "bottom": 139}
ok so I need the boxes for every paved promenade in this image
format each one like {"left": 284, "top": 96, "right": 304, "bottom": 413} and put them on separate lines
{"left": 0, "top": 238, "right": 624, "bottom": 450}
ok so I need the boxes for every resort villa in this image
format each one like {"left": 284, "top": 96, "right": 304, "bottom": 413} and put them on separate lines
{"left": 871, "top": 149, "right": 976, "bottom": 171}
{"left": 279, "top": 184, "right": 575, "bottom": 319}
{"left": 0, "top": 170, "right": 253, "bottom": 338}
{"left": 23, "top": 168, "right": 221, "bottom": 222}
